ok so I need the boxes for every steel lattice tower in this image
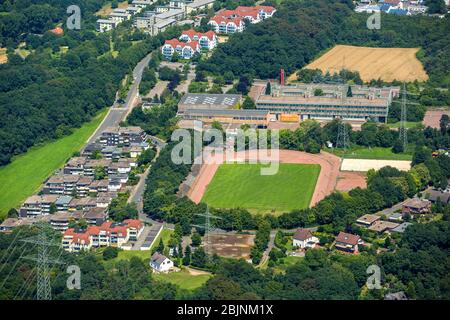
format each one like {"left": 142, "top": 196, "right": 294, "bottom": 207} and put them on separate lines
{"left": 192, "top": 206, "right": 222, "bottom": 255}
{"left": 21, "top": 224, "right": 63, "bottom": 300}
{"left": 399, "top": 83, "right": 408, "bottom": 151}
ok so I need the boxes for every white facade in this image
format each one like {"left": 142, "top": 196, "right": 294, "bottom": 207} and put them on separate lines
{"left": 293, "top": 235, "right": 319, "bottom": 249}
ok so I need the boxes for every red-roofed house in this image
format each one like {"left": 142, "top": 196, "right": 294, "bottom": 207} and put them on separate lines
{"left": 208, "top": 15, "right": 245, "bottom": 34}
{"left": 162, "top": 39, "right": 200, "bottom": 59}
{"left": 62, "top": 219, "right": 144, "bottom": 252}
{"left": 293, "top": 228, "right": 319, "bottom": 249}
{"left": 334, "top": 232, "right": 362, "bottom": 254}
{"left": 179, "top": 29, "right": 217, "bottom": 50}
{"left": 209, "top": 5, "right": 276, "bottom": 32}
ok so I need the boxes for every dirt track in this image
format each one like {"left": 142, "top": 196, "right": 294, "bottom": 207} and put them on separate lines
{"left": 186, "top": 150, "right": 343, "bottom": 207}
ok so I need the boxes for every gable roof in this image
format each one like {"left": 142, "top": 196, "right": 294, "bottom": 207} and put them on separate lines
{"left": 164, "top": 39, "right": 199, "bottom": 50}
{"left": 336, "top": 232, "right": 360, "bottom": 246}
{"left": 293, "top": 228, "right": 313, "bottom": 241}
{"left": 151, "top": 252, "right": 169, "bottom": 265}
{"left": 181, "top": 29, "right": 216, "bottom": 41}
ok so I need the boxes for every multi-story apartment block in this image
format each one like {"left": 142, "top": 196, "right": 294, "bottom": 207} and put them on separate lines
{"left": 208, "top": 5, "right": 276, "bottom": 33}
{"left": 96, "top": 19, "right": 118, "bottom": 32}
{"left": 62, "top": 219, "right": 144, "bottom": 252}
{"left": 109, "top": 12, "right": 132, "bottom": 23}
{"left": 208, "top": 16, "right": 244, "bottom": 34}
{"left": 179, "top": 29, "right": 217, "bottom": 50}
{"left": 131, "top": 0, "right": 154, "bottom": 8}
{"left": 20, "top": 195, "right": 59, "bottom": 217}
{"left": 99, "top": 126, "right": 146, "bottom": 147}
{"left": 162, "top": 39, "right": 200, "bottom": 59}
{"left": 63, "top": 157, "right": 87, "bottom": 175}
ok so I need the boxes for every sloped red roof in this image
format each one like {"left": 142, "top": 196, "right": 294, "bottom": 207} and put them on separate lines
{"left": 181, "top": 29, "right": 216, "bottom": 41}
{"left": 164, "top": 39, "right": 199, "bottom": 50}
{"left": 335, "top": 232, "right": 360, "bottom": 246}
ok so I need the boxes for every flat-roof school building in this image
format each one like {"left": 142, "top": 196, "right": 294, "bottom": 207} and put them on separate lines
{"left": 178, "top": 93, "right": 242, "bottom": 113}
{"left": 254, "top": 82, "right": 399, "bottom": 122}
{"left": 183, "top": 109, "right": 270, "bottom": 125}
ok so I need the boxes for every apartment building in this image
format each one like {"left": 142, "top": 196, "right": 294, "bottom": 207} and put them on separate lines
{"left": 62, "top": 219, "right": 144, "bottom": 252}
{"left": 99, "top": 126, "right": 146, "bottom": 147}
{"left": 96, "top": 19, "right": 118, "bottom": 32}
{"left": 179, "top": 29, "right": 217, "bottom": 50}
{"left": 208, "top": 5, "right": 276, "bottom": 33}
{"left": 20, "top": 195, "right": 59, "bottom": 217}
{"left": 162, "top": 39, "right": 200, "bottom": 59}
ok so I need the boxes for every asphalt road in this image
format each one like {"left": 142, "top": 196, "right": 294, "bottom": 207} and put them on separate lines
{"left": 85, "top": 51, "right": 154, "bottom": 145}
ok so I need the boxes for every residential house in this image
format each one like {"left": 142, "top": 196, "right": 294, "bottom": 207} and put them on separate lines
{"left": 402, "top": 198, "right": 432, "bottom": 215}
{"left": 20, "top": 195, "right": 59, "bottom": 217}
{"left": 96, "top": 19, "right": 118, "bottom": 32}
{"left": 62, "top": 219, "right": 143, "bottom": 252}
{"left": 334, "top": 232, "right": 362, "bottom": 254}
{"left": 83, "top": 159, "right": 112, "bottom": 176}
{"left": 88, "top": 179, "right": 109, "bottom": 193}
{"left": 69, "top": 197, "right": 97, "bottom": 211}
{"left": 356, "top": 214, "right": 380, "bottom": 227}
{"left": 42, "top": 174, "right": 80, "bottom": 195}
{"left": 208, "top": 16, "right": 245, "bottom": 34}
{"left": 109, "top": 12, "right": 131, "bottom": 23}
{"left": 55, "top": 195, "right": 73, "bottom": 212}
{"left": 162, "top": 39, "right": 200, "bottom": 59}
{"left": 292, "top": 228, "right": 319, "bottom": 249}
{"left": 179, "top": 29, "right": 217, "bottom": 50}
{"left": 49, "top": 212, "right": 73, "bottom": 232}
{"left": 150, "top": 252, "right": 174, "bottom": 272}
{"left": 367, "top": 220, "right": 400, "bottom": 233}
{"left": 185, "top": 0, "right": 215, "bottom": 14}
{"left": 108, "top": 176, "right": 123, "bottom": 192}
{"left": 126, "top": 6, "right": 142, "bottom": 15}
{"left": 424, "top": 188, "right": 450, "bottom": 204}
{"left": 391, "top": 222, "right": 413, "bottom": 233}
{"left": 132, "top": 0, "right": 154, "bottom": 8}
{"left": 99, "top": 126, "right": 146, "bottom": 147}
{"left": 76, "top": 176, "right": 94, "bottom": 197}
{"left": 63, "top": 157, "right": 87, "bottom": 175}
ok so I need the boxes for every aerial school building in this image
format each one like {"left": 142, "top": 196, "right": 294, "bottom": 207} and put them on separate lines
{"left": 253, "top": 81, "right": 400, "bottom": 123}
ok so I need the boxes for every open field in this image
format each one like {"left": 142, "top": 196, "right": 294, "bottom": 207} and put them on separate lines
{"left": 202, "top": 163, "right": 320, "bottom": 213}
{"left": 204, "top": 233, "right": 255, "bottom": 259}
{"left": 301, "top": 45, "right": 428, "bottom": 82}
{"left": 329, "top": 147, "right": 413, "bottom": 161}
{"left": 387, "top": 121, "right": 422, "bottom": 129}
{"left": 0, "top": 48, "right": 7, "bottom": 64}
{"left": 341, "top": 158, "right": 411, "bottom": 172}
{"left": 95, "top": 1, "right": 129, "bottom": 16}
{"left": 153, "top": 269, "right": 212, "bottom": 291}
{"left": 336, "top": 171, "right": 367, "bottom": 191}
{"left": 423, "top": 109, "right": 450, "bottom": 128}
{"left": 0, "top": 109, "right": 108, "bottom": 218}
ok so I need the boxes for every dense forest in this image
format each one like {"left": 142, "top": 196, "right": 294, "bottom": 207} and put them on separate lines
{"left": 0, "top": 2, "right": 186, "bottom": 166}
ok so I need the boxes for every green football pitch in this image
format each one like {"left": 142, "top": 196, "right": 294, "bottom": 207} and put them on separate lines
{"left": 202, "top": 163, "right": 320, "bottom": 214}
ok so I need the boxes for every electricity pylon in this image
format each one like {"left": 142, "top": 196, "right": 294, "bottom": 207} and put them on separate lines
{"left": 20, "top": 224, "right": 64, "bottom": 300}
{"left": 392, "top": 83, "right": 420, "bottom": 151}
{"left": 192, "top": 206, "right": 223, "bottom": 255}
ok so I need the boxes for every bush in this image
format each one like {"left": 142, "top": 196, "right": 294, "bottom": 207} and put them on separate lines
{"left": 103, "top": 247, "right": 119, "bottom": 260}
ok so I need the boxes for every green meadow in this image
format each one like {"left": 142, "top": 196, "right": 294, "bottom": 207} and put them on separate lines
{"left": 0, "top": 109, "right": 108, "bottom": 218}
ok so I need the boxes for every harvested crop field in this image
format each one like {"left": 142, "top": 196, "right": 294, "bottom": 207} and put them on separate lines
{"left": 341, "top": 158, "right": 411, "bottom": 172}
{"left": 204, "top": 233, "right": 255, "bottom": 259}
{"left": 0, "top": 48, "right": 7, "bottom": 64}
{"left": 302, "top": 45, "right": 428, "bottom": 82}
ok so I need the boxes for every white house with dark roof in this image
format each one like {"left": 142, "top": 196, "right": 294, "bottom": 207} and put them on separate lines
{"left": 150, "top": 252, "right": 174, "bottom": 272}
{"left": 293, "top": 228, "right": 319, "bottom": 249}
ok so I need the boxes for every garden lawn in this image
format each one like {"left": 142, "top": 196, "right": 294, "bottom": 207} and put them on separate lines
{"left": 202, "top": 163, "right": 320, "bottom": 214}
{"left": 0, "top": 109, "right": 108, "bottom": 219}
{"left": 153, "top": 269, "right": 212, "bottom": 291}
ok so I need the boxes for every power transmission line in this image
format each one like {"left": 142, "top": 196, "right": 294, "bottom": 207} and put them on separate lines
{"left": 192, "top": 206, "right": 223, "bottom": 256}
{"left": 20, "top": 223, "right": 64, "bottom": 300}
